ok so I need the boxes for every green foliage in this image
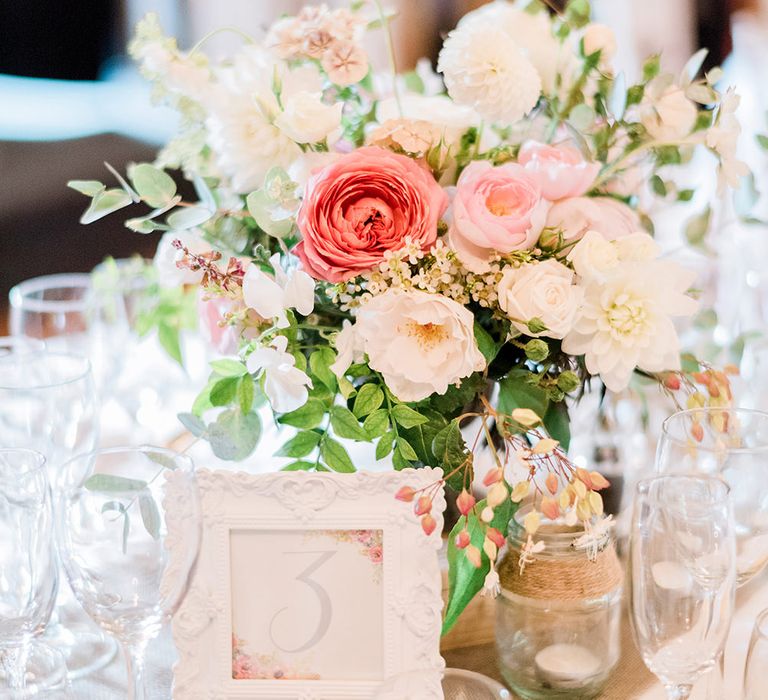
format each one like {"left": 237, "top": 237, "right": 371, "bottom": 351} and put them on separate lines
{"left": 330, "top": 406, "right": 369, "bottom": 441}
{"left": 353, "top": 384, "right": 385, "bottom": 418}
{"left": 85, "top": 474, "right": 147, "bottom": 493}
{"left": 275, "top": 430, "right": 321, "bottom": 458}
{"left": 524, "top": 339, "right": 549, "bottom": 363}
{"left": 139, "top": 494, "right": 161, "bottom": 540}
{"left": 473, "top": 322, "right": 501, "bottom": 364}
{"left": 399, "top": 408, "right": 448, "bottom": 466}
{"left": 319, "top": 436, "right": 356, "bottom": 472}
{"left": 543, "top": 401, "right": 571, "bottom": 451}
{"left": 80, "top": 189, "right": 133, "bottom": 224}
{"left": 128, "top": 163, "right": 177, "bottom": 208}
{"left": 208, "top": 409, "right": 262, "bottom": 460}
{"left": 363, "top": 409, "right": 390, "bottom": 438}
{"left": 278, "top": 398, "right": 326, "bottom": 429}
{"left": 177, "top": 412, "right": 206, "bottom": 437}
{"left": 209, "top": 359, "right": 248, "bottom": 377}
{"left": 432, "top": 419, "right": 471, "bottom": 491}
{"left": 309, "top": 348, "right": 338, "bottom": 391}
{"left": 685, "top": 206, "right": 712, "bottom": 253}
{"left": 443, "top": 497, "right": 516, "bottom": 635}
{"left": 497, "top": 369, "right": 550, "bottom": 420}
{"left": 391, "top": 403, "right": 429, "bottom": 429}
{"left": 564, "top": 0, "right": 591, "bottom": 28}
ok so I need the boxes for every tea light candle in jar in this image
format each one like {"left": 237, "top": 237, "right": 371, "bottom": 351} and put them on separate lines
{"left": 534, "top": 643, "right": 602, "bottom": 685}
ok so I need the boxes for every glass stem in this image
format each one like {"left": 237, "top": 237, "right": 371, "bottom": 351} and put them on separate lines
{"left": 0, "top": 645, "right": 29, "bottom": 689}
{"left": 665, "top": 684, "right": 693, "bottom": 700}
{"left": 122, "top": 641, "right": 149, "bottom": 700}
{"left": 705, "top": 652, "right": 725, "bottom": 700}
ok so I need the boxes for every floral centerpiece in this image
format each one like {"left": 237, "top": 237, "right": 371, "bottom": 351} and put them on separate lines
{"left": 70, "top": 0, "right": 744, "bottom": 631}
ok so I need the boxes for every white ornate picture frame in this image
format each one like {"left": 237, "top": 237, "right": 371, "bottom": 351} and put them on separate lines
{"left": 171, "top": 468, "right": 445, "bottom": 699}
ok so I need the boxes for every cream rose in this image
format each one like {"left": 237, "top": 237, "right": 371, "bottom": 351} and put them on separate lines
{"left": 337, "top": 289, "right": 485, "bottom": 402}
{"left": 582, "top": 23, "right": 617, "bottom": 61}
{"left": 567, "top": 230, "right": 620, "bottom": 282}
{"left": 497, "top": 260, "right": 581, "bottom": 339}
{"left": 544, "top": 196, "right": 641, "bottom": 244}
{"left": 274, "top": 91, "right": 343, "bottom": 145}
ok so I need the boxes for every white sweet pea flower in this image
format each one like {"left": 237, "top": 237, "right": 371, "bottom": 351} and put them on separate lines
{"left": 497, "top": 260, "right": 581, "bottom": 340}
{"left": 242, "top": 254, "right": 315, "bottom": 328}
{"left": 567, "top": 230, "right": 620, "bottom": 282}
{"left": 706, "top": 89, "right": 749, "bottom": 193}
{"left": 562, "top": 261, "right": 698, "bottom": 392}
{"left": 246, "top": 336, "right": 312, "bottom": 413}
{"left": 274, "top": 91, "right": 343, "bottom": 145}
{"left": 640, "top": 77, "right": 698, "bottom": 142}
{"left": 330, "top": 320, "right": 365, "bottom": 378}
{"left": 350, "top": 289, "right": 486, "bottom": 402}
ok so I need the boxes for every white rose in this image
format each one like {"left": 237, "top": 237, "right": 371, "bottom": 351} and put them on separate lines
{"left": 545, "top": 196, "right": 642, "bottom": 243}
{"left": 582, "top": 23, "right": 617, "bottom": 61}
{"left": 567, "top": 230, "right": 620, "bottom": 282}
{"left": 153, "top": 230, "right": 210, "bottom": 288}
{"left": 614, "top": 232, "right": 660, "bottom": 262}
{"left": 352, "top": 289, "right": 486, "bottom": 402}
{"left": 274, "top": 91, "right": 343, "bottom": 145}
{"left": 641, "top": 79, "right": 698, "bottom": 142}
{"left": 497, "top": 260, "right": 581, "bottom": 340}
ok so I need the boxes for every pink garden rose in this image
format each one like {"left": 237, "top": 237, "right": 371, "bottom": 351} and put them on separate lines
{"left": 295, "top": 146, "right": 448, "bottom": 282}
{"left": 518, "top": 141, "right": 600, "bottom": 201}
{"left": 544, "top": 196, "right": 642, "bottom": 243}
{"left": 448, "top": 161, "right": 548, "bottom": 272}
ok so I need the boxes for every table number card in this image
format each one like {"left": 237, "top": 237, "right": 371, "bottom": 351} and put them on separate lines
{"left": 171, "top": 469, "right": 445, "bottom": 699}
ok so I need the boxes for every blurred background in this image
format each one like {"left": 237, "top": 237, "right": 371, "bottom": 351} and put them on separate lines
{"left": 1, "top": 0, "right": 765, "bottom": 334}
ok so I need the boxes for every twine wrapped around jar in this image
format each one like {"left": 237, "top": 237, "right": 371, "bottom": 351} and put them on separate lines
{"left": 498, "top": 524, "right": 624, "bottom": 601}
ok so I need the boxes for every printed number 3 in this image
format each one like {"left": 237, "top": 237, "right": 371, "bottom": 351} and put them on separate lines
{"left": 269, "top": 550, "right": 335, "bottom": 653}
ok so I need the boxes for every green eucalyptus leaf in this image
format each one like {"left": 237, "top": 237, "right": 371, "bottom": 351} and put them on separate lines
{"left": 145, "top": 451, "right": 178, "bottom": 470}
{"left": 139, "top": 494, "right": 161, "bottom": 540}
{"left": 80, "top": 189, "right": 133, "bottom": 224}
{"left": 167, "top": 206, "right": 214, "bottom": 230}
{"left": 246, "top": 190, "right": 294, "bottom": 238}
{"left": 208, "top": 409, "right": 262, "bottom": 461}
{"left": 104, "top": 161, "right": 140, "bottom": 201}
{"left": 178, "top": 412, "right": 206, "bottom": 437}
{"left": 85, "top": 474, "right": 148, "bottom": 493}
{"left": 68, "top": 180, "right": 105, "bottom": 197}
{"left": 129, "top": 163, "right": 177, "bottom": 208}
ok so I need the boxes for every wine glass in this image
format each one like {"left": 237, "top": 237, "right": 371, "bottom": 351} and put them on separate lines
{"left": 57, "top": 446, "right": 201, "bottom": 700}
{"left": 656, "top": 407, "right": 768, "bottom": 585}
{"left": 743, "top": 608, "right": 768, "bottom": 699}
{"left": 0, "top": 350, "right": 116, "bottom": 680}
{"left": 629, "top": 475, "right": 736, "bottom": 700}
{"left": 0, "top": 336, "right": 45, "bottom": 357}
{"left": 0, "top": 448, "right": 62, "bottom": 696}
{"left": 9, "top": 272, "right": 130, "bottom": 394}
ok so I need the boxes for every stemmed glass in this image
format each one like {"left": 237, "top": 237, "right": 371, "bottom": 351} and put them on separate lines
{"left": 656, "top": 407, "right": 768, "bottom": 585}
{"left": 0, "top": 448, "right": 67, "bottom": 697}
{"left": 9, "top": 272, "right": 130, "bottom": 394}
{"left": 629, "top": 475, "right": 736, "bottom": 700}
{"left": 0, "top": 350, "right": 115, "bottom": 680}
{"left": 743, "top": 608, "right": 768, "bottom": 699}
{"left": 0, "top": 337, "right": 45, "bottom": 357}
{"left": 57, "top": 446, "right": 201, "bottom": 700}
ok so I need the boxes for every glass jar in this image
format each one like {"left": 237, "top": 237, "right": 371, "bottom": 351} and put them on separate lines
{"left": 495, "top": 513, "right": 623, "bottom": 699}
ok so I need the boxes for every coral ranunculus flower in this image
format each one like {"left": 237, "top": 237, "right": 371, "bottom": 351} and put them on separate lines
{"left": 294, "top": 146, "right": 448, "bottom": 282}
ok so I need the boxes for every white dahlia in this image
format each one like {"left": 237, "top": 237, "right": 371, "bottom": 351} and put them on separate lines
{"left": 437, "top": 24, "right": 541, "bottom": 125}
{"left": 457, "top": 1, "right": 566, "bottom": 94}
{"left": 206, "top": 96, "right": 301, "bottom": 194}
{"left": 562, "top": 261, "right": 698, "bottom": 392}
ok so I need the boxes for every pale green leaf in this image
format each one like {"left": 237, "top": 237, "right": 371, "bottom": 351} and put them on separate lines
{"left": 80, "top": 189, "right": 133, "bottom": 224}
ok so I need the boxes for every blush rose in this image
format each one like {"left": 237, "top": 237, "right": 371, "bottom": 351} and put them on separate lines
{"left": 518, "top": 141, "right": 600, "bottom": 201}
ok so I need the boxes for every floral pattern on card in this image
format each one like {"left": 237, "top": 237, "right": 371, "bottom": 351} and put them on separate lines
{"left": 232, "top": 635, "right": 321, "bottom": 680}
{"left": 310, "top": 529, "right": 383, "bottom": 582}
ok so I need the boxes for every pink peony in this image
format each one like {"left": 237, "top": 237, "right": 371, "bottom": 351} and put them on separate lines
{"left": 368, "top": 545, "right": 383, "bottom": 563}
{"left": 518, "top": 141, "right": 600, "bottom": 201}
{"left": 448, "top": 161, "right": 548, "bottom": 272}
{"left": 544, "top": 196, "right": 642, "bottom": 243}
{"left": 295, "top": 146, "right": 448, "bottom": 282}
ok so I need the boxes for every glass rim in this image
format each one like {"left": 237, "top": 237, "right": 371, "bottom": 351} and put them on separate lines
{"left": 661, "top": 407, "right": 768, "bottom": 454}
{"left": 635, "top": 474, "right": 731, "bottom": 504}
{"left": 9, "top": 273, "right": 93, "bottom": 314}
{"left": 0, "top": 448, "right": 47, "bottom": 476}
{"left": 64, "top": 445, "right": 194, "bottom": 475}
{"left": 0, "top": 351, "right": 92, "bottom": 390}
